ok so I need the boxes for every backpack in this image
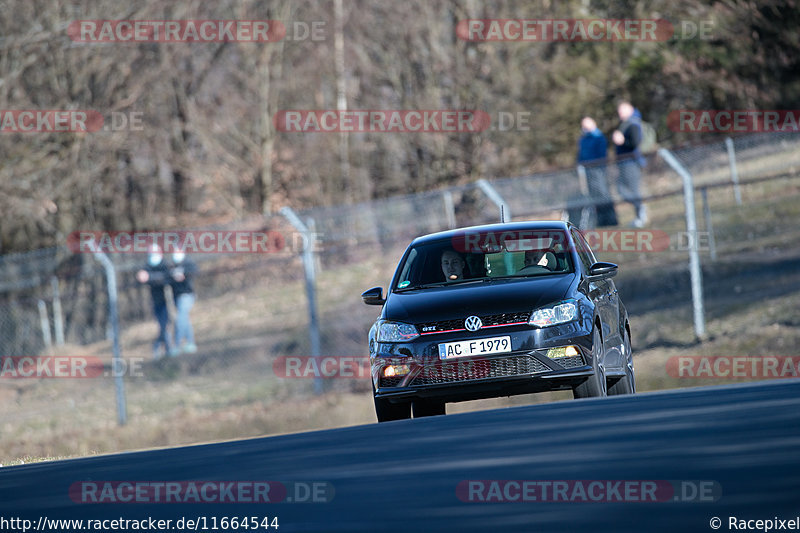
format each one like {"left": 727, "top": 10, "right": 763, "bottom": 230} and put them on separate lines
{"left": 639, "top": 120, "right": 657, "bottom": 153}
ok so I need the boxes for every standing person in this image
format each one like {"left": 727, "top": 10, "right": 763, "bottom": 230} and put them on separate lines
{"left": 136, "top": 244, "right": 174, "bottom": 359}
{"left": 577, "top": 116, "right": 618, "bottom": 227}
{"left": 612, "top": 101, "right": 647, "bottom": 228}
{"left": 170, "top": 247, "right": 197, "bottom": 354}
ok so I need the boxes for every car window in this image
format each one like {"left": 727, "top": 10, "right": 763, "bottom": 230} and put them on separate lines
{"left": 396, "top": 248, "right": 418, "bottom": 285}
{"left": 394, "top": 230, "right": 574, "bottom": 290}
{"left": 570, "top": 229, "right": 596, "bottom": 273}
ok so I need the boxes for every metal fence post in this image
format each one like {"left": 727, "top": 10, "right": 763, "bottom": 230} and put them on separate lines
{"left": 442, "top": 190, "right": 457, "bottom": 229}
{"left": 51, "top": 276, "right": 65, "bottom": 346}
{"left": 476, "top": 179, "right": 511, "bottom": 223}
{"left": 85, "top": 241, "right": 127, "bottom": 425}
{"left": 658, "top": 148, "right": 706, "bottom": 340}
{"left": 725, "top": 137, "right": 742, "bottom": 205}
{"left": 37, "top": 299, "right": 52, "bottom": 350}
{"left": 700, "top": 188, "right": 718, "bottom": 262}
{"left": 308, "top": 218, "right": 322, "bottom": 275}
{"left": 576, "top": 165, "right": 588, "bottom": 196}
{"left": 476, "top": 179, "right": 515, "bottom": 274}
{"left": 280, "top": 207, "right": 323, "bottom": 395}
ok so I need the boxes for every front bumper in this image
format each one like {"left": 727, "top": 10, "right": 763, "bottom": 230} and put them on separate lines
{"left": 372, "top": 321, "right": 595, "bottom": 404}
{"left": 375, "top": 364, "right": 594, "bottom": 404}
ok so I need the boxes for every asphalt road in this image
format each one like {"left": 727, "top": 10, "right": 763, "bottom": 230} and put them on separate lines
{"left": 2, "top": 379, "right": 800, "bottom": 533}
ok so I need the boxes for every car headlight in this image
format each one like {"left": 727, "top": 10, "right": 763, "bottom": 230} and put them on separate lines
{"left": 529, "top": 300, "right": 577, "bottom": 328}
{"left": 376, "top": 321, "right": 420, "bottom": 342}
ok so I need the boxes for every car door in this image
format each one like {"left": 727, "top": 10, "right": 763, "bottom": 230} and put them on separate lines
{"left": 571, "top": 229, "right": 621, "bottom": 369}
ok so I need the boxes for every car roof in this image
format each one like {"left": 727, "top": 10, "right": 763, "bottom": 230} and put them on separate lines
{"left": 410, "top": 220, "right": 575, "bottom": 246}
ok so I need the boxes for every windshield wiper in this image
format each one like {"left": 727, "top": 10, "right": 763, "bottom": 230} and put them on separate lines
{"left": 395, "top": 278, "right": 485, "bottom": 291}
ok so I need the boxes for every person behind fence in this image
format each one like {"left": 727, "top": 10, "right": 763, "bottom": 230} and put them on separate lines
{"left": 612, "top": 101, "right": 648, "bottom": 228}
{"left": 136, "top": 244, "right": 174, "bottom": 359}
{"left": 169, "top": 246, "right": 198, "bottom": 354}
{"left": 577, "top": 116, "right": 618, "bottom": 227}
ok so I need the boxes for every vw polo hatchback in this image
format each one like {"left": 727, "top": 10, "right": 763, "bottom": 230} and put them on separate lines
{"left": 361, "top": 221, "right": 635, "bottom": 422}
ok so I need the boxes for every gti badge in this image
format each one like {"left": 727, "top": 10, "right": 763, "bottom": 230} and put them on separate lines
{"left": 464, "top": 316, "right": 483, "bottom": 332}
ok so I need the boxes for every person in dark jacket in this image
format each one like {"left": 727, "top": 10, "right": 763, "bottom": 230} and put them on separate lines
{"left": 577, "top": 116, "right": 618, "bottom": 227}
{"left": 169, "top": 247, "right": 197, "bottom": 354}
{"left": 612, "top": 101, "right": 647, "bottom": 227}
{"left": 136, "top": 244, "right": 174, "bottom": 359}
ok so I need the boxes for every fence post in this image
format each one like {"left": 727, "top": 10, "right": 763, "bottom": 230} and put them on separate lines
{"left": 442, "top": 190, "right": 457, "bottom": 229}
{"left": 700, "top": 188, "right": 718, "bottom": 262}
{"left": 51, "top": 276, "right": 65, "bottom": 346}
{"left": 476, "top": 179, "right": 515, "bottom": 273}
{"left": 308, "top": 218, "right": 322, "bottom": 275}
{"left": 576, "top": 165, "right": 588, "bottom": 196}
{"left": 38, "top": 299, "right": 52, "bottom": 350}
{"left": 280, "top": 207, "right": 323, "bottom": 395}
{"left": 85, "top": 241, "right": 127, "bottom": 425}
{"left": 476, "top": 179, "right": 511, "bottom": 222}
{"left": 725, "top": 137, "right": 742, "bottom": 205}
{"left": 658, "top": 148, "right": 706, "bottom": 340}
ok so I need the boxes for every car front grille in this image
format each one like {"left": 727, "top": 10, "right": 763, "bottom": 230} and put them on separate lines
{"left": 409, "top": 354, "right": 549, "bottom": 386}
{"left": 379, "top": 376, "right": 404, "bottom": 388}
{"left": 553, "top": 355, "right": 585, "bottom": 369}
{"left": 417, "top": 312, "right": 530, "bottom": 335}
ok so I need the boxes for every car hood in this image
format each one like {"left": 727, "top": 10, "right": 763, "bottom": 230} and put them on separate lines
{"left": 384, "top": 274, "right": 575, "bottom": 324}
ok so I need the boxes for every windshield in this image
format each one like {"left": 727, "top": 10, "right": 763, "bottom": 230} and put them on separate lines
{"left": 394, "top": 229, "right": 574, "bottom": 290}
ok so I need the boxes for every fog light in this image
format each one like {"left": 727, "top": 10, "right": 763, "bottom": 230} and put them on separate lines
{"left": 565, "top": 346, "right": 579, "bottom": 357}
{"left": 546, "top": 346, "right": 580, "bottom": 359}
{"left": 383, "top": 365, "right": 410, "bottom": 377}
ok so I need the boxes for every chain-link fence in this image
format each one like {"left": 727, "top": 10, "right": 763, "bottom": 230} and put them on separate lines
{"left": 1, "top": 131, "right": 799, "bottom": 458}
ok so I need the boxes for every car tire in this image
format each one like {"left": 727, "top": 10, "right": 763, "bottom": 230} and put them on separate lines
{"left": 412, "top": 399, "right": 446, "bottom": 418}
{"left": 573, "top": 327, "right": 607, "bottom": 399}
{"left": 608, "top": 328, "right": 635, "bottom": 395}
{"left": 374, "top": 395, "right": 411, "bottom": 422}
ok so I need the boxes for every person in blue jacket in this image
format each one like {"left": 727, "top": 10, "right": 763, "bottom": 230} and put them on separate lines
{"left": 577, "top": 116, "right": 617, "bottom": 227}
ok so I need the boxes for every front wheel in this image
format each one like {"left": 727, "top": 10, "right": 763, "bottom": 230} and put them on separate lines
{"left": 573, "top": 327, "right": 607, "bottom": 399}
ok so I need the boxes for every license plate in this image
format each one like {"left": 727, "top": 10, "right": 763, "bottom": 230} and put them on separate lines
{"left": 438, "top": 336, "right": 511, "bottom": 360}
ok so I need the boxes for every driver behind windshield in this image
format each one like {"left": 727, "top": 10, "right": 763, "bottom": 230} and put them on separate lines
{"left": 440, "top": 249, "right": 467, "bottom": 281}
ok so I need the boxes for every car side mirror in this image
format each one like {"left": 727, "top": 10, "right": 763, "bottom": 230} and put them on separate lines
{"left": 587, "top": 262, "right": 618, "bottom": 280}
{"left": 361, "top": 286, "right": 386, "bottom": 305}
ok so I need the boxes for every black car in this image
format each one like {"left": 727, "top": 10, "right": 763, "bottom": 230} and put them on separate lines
{"left": 361, "top": 221, "right": 634, "bottom": 422}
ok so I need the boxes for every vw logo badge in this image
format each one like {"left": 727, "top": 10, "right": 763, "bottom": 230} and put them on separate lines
{"left": 464, "top": 316, "right": 483, "bottom": 332}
